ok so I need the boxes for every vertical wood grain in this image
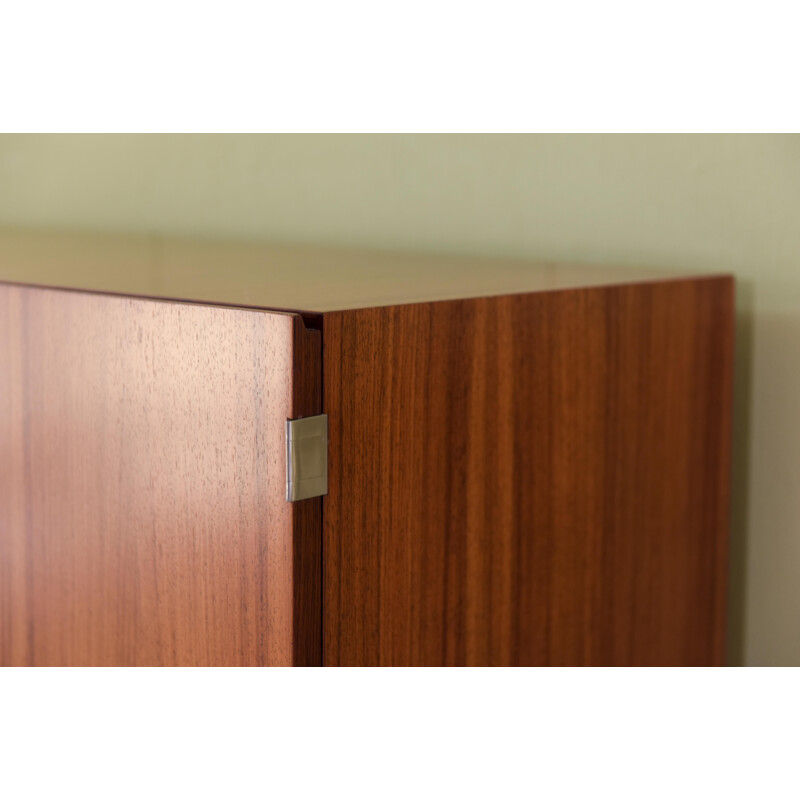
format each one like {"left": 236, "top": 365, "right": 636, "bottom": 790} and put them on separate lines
{"left": 0, "top": 286, "right": 321, "bottom": 666}
{"left": 322, "top": 278, "right": 734, "bottom": 666}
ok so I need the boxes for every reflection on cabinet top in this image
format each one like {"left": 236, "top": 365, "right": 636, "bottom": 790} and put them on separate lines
{"left": 0, "top": 227, "right": 724, "bottom": 313}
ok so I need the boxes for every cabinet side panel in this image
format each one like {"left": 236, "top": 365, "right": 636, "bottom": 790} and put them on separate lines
{"left": 0, "top": 285, "right": 306, "bottom": 666}
{"left": 323, "top": 279, "right": 733, "bottom": 666}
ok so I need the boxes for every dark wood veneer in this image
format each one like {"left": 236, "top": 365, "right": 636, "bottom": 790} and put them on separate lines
{"left": 322, "top": 279, "right": 733, "bottom": 665}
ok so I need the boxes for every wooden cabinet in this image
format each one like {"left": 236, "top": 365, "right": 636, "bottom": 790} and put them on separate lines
{"left": 0, "top": 230, "right": 734, "bottom": 666}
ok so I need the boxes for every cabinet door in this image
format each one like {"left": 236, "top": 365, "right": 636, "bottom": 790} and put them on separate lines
{"left": 0, "top": 285, "right": 321, "bottom": 666}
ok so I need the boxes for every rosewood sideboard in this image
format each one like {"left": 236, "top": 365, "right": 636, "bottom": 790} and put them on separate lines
{"left": 0, "top": 229, "right": 734, "bottom": 666}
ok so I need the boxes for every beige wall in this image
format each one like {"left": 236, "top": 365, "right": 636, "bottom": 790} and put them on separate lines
{"left": 1, "top": 133, "right": 797, "bottom": 665}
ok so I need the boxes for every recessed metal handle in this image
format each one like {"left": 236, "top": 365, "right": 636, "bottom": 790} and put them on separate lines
{"left": 286, "top": 414, "right": 328, "bottom": 502}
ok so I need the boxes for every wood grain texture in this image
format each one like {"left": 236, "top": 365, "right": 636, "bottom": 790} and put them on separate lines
{"left": 322, "top": 277, "right": 734, "bottom": 666}
{"left": 0, "top": 285, "right": 321, "bottom": 666}
{"left": 0, "top": 227, "right": 714, "bottom": 312}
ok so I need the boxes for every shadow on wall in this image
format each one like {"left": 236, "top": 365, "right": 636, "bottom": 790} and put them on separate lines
{"left": 727, "top": 280, "right": 754, "bottom": 666}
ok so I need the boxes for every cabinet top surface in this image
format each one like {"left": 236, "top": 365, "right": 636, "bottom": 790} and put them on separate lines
{"left": 0, "top": 227, "right": 724, "bottom": 313}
